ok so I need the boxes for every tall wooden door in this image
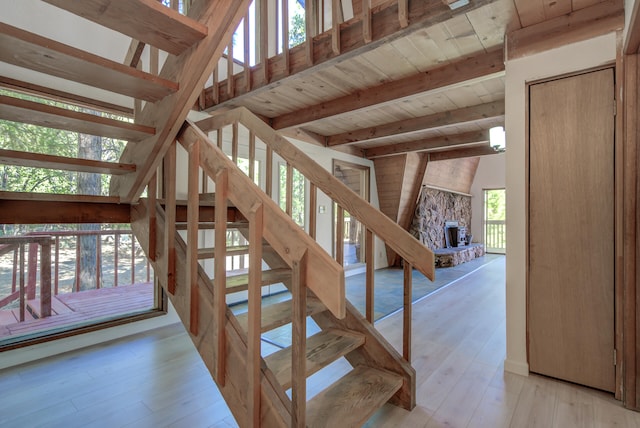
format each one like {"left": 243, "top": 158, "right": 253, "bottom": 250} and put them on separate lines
{"left": 528, "top": 68, "right": 615, "bottom": 392}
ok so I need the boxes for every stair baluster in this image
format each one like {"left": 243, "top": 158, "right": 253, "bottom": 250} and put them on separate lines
{"left": 187, "top": 138, "right": 201, "bottom": 335}
{"left": 291, "top": 250, "right": 308, "bottom": 428}
{"left": 214, "top": 168, "right": 229, "bottom": 385}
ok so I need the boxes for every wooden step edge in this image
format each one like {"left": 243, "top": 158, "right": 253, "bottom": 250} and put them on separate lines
{"left": 198, "top": 243, "right": 275, "bottom": 260}
{"left": 235, "top": 295, "right": 326, "bottom": 333}
{"left": 224, "top": 267, "right": 292, "bottom": 294}
{"left": 306, "top": 366, "right": 404, "bottom": 428}
{"left": 175, "top": 221, "right": 248, "bottom": 230}
{"left": 265, "top": 328, "right": 366, "bottom": 391}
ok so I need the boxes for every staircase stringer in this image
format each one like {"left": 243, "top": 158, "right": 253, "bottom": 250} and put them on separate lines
{"left": 130, "top": 200, "right": 291, "bottom": 427}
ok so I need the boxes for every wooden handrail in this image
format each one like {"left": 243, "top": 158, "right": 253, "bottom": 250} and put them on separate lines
{"left": 178, "top": 120, "right": 346, "bottom": 319}
{"left": 195, "top": 107, "right": 435, "bottom": 282}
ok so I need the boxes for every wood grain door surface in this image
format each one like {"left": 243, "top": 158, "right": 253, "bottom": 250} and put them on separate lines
{"left": 528, "top": 68, "right": 615, "bottom": 392}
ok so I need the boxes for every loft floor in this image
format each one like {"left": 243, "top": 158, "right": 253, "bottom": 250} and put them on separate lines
{"left": 1, "top": 257, "right": 637, "bottom": 427}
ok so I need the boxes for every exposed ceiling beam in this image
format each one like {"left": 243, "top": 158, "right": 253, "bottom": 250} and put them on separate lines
{"left": 506, "top": 0, "right": 623, "bottom": 60}
{"left": 0, "top": 149, "right": 137, "bottom": 175}
{"left": 365, "top": 129, "right": 490, "bottom": 159}
{"left": 327, "top": 100, "right": 505, "bottom": 146}
{"left": 201, "top": 0, "right": 497, "bottom": 112}
{"left": 271, "top": 50, "right": 505, "bottom": 131}
{"left": 624, "top": 0, "right": 640, "bottom": 54}
{"left": 428, "top": 144, "right": 499, "bottom": 161}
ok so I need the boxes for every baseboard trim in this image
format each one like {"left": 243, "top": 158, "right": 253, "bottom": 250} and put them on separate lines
{"left": 504, "top": 358, "right": 529, "bottom": 376}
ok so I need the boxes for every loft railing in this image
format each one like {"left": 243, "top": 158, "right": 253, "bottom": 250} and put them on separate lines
{"left": 0, "top": 230, "right": 151, "bottom": 320}
{"left": 195, "top": 106, "right": 435, "bottom": 363}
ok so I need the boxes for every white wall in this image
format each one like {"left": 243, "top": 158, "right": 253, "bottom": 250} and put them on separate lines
{"left": 504, "top": 33, "right": 617, "bottom": 376}
{"left": 469, "top": 153, "right": 506, "bottom": 245}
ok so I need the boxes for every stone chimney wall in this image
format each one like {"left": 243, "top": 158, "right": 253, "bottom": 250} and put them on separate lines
{"left": 410, "top": 186, "right": 472, "bottom": 250}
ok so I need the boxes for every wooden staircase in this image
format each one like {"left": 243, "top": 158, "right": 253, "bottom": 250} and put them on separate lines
{"left": 0, "top": 1, "right": 436, "bottom": 426}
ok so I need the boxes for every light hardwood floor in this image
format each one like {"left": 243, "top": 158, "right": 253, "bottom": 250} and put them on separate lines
{"left": 1, "top": 256, "right": 638, "bottom": 427}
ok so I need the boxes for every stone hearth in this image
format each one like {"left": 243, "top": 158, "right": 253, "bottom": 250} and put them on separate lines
{"left": 434, "top": 243, "right": 485, "bottom": 268}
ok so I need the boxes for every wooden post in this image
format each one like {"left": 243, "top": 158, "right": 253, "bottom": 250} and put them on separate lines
{"left": 75, "top": 236, "right": 80, "bottom": 292}
{"left": 244, "top": 11, "right": 251, "bottom": 92}
{"left": 309, "top": 183, "right": 317, "bottom": 239}
{"left": 217, "top": 127, "right": 223, "bottom": 149}
{"left": 336, "top": 205, "right": 344, "bottom": 265}
{"left": 212, "top": 67, "right": 219, "bottom": 105}
{"left": 292, "top": 250, "right": 308, "bottom": 427}
{"left": 19, "top": 244, "right": 25, "bottom": 322}
{"left": 398, "top": 0, "right": 409, "bottom": 28}
{"left": 227, "top": 40, "right": 234, "bottom": 97}
{"left": 54, "top": 237, "right": 59, "bottom": 295}
{"left": 260, "top": 0, "right": 269, "bottom": 84}
{"left": 282, "top": 0, "right": 290, "bottom": 75}
{"left": 130, "top": 233, "right": 135, "bottom": 285}
{"left": 305, "top": 0, "right": 315, "bottom": 65}
{"left": 332, "top": 0, "right": 341, "bottom": 55}
{"left": 365, "top": 228, "right": 374, "bottom": 323}
{"left": 27, "top": 242, "right": 38, "bottom": 300}
{"left": 114, "top": 233, "right": 120, "bottom": 287}
{"left": 164, "top": 142, "right": 177, "bottom": 294}
{"left": 11, "top": 247, "right": 17, "bottom": 293}
{"left": 247, "top": 201, "right": 264, "bottom": 427}
{"left": 249, "top": 131, "right": 256, "bottom": 182}
{"left": 40, "top": 240, "right": 52, "bottom": 318}
{"left": 403, "top": 260, "right": 412, "bottom": 362}
{"left": 232, "top": 121, "right": 239, "bottom": 164}
{"left": 265, "top": 146, "right": 273, "bottom": 197}
{"left": 148, "top": 171, "right": 157, "bottom": 262}
{"left": 285, "top": 163, "right": 293, "bottom": 217}
{"left": 363, "top": 0, "right": 372, "bottom": 43}
{"left": 214, "top": 169, "right": 229, "bottom": 385}
{"left": 96, "top": 235, "right": 101, "bottom": 289}
{"left": 187, "top": 139, "right": 201, "bottom": 336}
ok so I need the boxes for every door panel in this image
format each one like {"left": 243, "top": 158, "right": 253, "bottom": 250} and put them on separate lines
{"left": 528, "top": 68, "right": 615, "bottom": 392}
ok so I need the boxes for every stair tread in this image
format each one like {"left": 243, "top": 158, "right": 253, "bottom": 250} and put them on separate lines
{"left": 225, "top": 267, "right": 291, "bottom": 293}
{"left": 0, "top": 95, "right": 155, "bottom": 142}
{"left": 235, "top": 295, "right": 326, "bottom": 333}
{"left": 306, "top": 366, "right": 404, "bottom": 428}
{"left": 265, "top": 328, "right": 365, "bottom": 390}
{"left": 43, "top": 0, "right": 208, "bottom": 56}
{"left": 0, "top": 22, "right": 178, "bottom": 103}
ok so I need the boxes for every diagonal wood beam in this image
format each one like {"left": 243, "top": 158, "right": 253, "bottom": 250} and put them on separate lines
{"left": 111, "top": 0, "right": 251, "bottom": 202}
{"left": 365, "top": 129, "right": 490, "bottom": 159}
{"left": 202, "top": 0, "right": 497, "bottom": 112}
{"left": 327, "top": 100, "right": 505, "bottom": 146}
{"left": 271, "top": 50, "right": 505, "bottom": 130}
{"left": 0, "top": 149, "right": 136, "bottom": 175}
{"left": 428, "top": 144, "right": 499, "bottom": 161}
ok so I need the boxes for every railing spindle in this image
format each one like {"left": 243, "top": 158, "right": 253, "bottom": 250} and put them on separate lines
{"left": 244, "top": 11, "right": 251, "bottom": 92}
{"left": 285, "top": 163, "right": 293, "bottom": 217}
{"left": 187, "top": 139, "right": 201, "bottom": 336}
{"left": 398, "top": 0, "right": 408, "bottom": 28}
{"left": 309, "top": 183, "right": 317, "bottom": 239}
{"left": 291, "top": 250, "right": 308, "bottom": 428}
{"left": 27, "top": 243, "right": 37, "bottom": 300}
{"left": 115, "top": 233, "right": 120, "bottom": 287}
{"left": 40, "top": 240, "right": 52, "bottom": 318}
{"left": 164, "top": 142, "right": 177, "bottom": 294}
{"left": 54, "top": 237, "right": 59, "bottom": 295}
{"left": 282, "top": 0, "right": 290, "bottom": 75}
{"left": 336, "top": 205, "right": 344, "bottom": 265}
{"left": 148, "top": 171, "right": 158, "bottom": 261}
{"left": 11, "top": 247, "right": 17, "bottom": 293}
{"left": 232, "top": 121, "right": 239, "bottom": 164}
{"left": 130, "top": 232, "right": 135, "bottom": 285}
{"left": 247, "top": 201, "right": 264, "bottom": 427}
{"left": 19, "top": 244, "right": 25, "bottom": 322}
{"left": 265, "top": 146, "right": 273, "bottom": 197}
{"left": 332, "top": 0, "right": 341, "bottom": 54}
{"left": 305, "top": 0, "right": 316, "bottom": 65}
{"left": 365, "top": 228, "right": 374, "bottom": 323}
{"left": 214, "top": 168, "right": 229, "bottom": 385}
{"left": 249, "top": 130, "right": 256, "bottom": 182}
{"left": 363, "top": 0, "right": 372, "bottom": 43}
{"left": 227, "top": 39, "right": 234, "bottom": 97}
{"left": 403, "top": 260, "right": 412, "bottom": 362}
{"left": 260, "top": 0, "right": 269, "bottom": 84}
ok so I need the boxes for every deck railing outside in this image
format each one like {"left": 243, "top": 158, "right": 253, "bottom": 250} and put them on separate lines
{"left": 0, "top": 230, "right": 151, "bottom": 320}
{"left": 485, "top": 220, "right": 506, "bottom": 253}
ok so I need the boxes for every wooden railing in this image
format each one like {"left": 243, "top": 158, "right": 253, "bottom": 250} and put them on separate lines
{"left": 195, "top": 106, "right": 435, "bottom": 363}
{"left": 485, "top": 219, "right": 506, "bottom": 252}
{"left": 0, "top": 230, "right": 150, "bottom": 319}
{"left": 170, "top": 120, "right": 344, "bottom": 425}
